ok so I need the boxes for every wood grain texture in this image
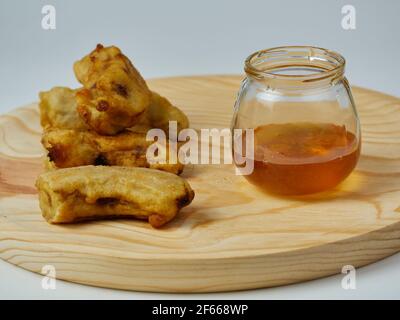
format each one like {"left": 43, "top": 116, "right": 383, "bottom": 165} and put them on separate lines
{"left": 0, "top": 75, "right": 400, "bottom": 293}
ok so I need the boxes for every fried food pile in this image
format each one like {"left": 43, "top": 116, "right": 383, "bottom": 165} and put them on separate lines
{"left": 36, "top": 44, "right": 194, "bottom": 228}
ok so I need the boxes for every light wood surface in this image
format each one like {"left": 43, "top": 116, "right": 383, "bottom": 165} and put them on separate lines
{"left": 0, "top": 75, "right": 400, "bottom": 293}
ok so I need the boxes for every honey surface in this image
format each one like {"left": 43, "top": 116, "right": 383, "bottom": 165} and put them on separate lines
{"left": 236, "top": 122, "right": 360, "bottom": 195}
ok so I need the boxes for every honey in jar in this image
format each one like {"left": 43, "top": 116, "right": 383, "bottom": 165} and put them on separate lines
{"left": 235, "top": 122, "right": 360, "bottom": 195}
{"left": 232, "top": 46, "right": 362, "bottom": 195}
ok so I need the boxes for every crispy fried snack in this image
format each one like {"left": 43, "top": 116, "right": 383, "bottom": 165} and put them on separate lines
{"left": 130, "top": 91, "right": 189, "bottom": 134}
{"left": 42, "top": 128, "right": 184, "bottom": 175}
{"left": 39, "top": 87, "right": 88, "bottom": 130}
{"left": 39, "top": 86, "right": 188, "bottom": 136}
{"left": 36, "top": 166, "right": 195, "bottom": 227}
{"left": 74, "top": 44, "right": 151, "bottom": 135}
{"left": 41, "top": 129, "right": 99, "bottom": 168}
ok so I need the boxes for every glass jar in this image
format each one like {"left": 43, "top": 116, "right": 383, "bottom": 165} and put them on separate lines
{"left": 232, "top": 46, "right": 361, "bottom": 195}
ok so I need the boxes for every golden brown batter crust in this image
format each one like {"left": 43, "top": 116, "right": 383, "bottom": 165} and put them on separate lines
{"left": 74, "top": 44, "right": 151, "bottom": 135}
{"left": 39, "top": 87, "right": 88, "bottom": 130}
{"left": 131, "top": 91, "right": 189, "bottom": 134}
{"left": 36, "top": 166, "right": 194, "bottom": 227}
{"left": 42, "top": 128, "right": 184, "bottom": 175}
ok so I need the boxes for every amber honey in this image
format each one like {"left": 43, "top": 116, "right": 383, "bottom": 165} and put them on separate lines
{"left": 235, "top": 122, "right": 360, "bottom": 195}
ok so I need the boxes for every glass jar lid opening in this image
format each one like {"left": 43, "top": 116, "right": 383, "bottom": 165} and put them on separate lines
{"left": 245, "top": 46, "right": 345, "bottom": 85}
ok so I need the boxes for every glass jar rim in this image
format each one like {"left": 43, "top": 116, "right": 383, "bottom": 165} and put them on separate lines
{"left": 244, "top": 46, "right": 346, "bottom": 84}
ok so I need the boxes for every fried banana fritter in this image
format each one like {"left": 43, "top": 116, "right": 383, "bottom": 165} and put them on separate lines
{"left": 74, "top": 44, "right": 151, "bottom": 135}
{"left": 130, "top": 91, "right": 189, "bottom": 134}
{"left": 39, "top": 86, "right": 189, "bottom": 136}
{"left": 42, "top": 129, "right": 99, "bottom": 168}
{"left": 36, "top": 166, "right": 195, "bottom": 227}
{"left": 42, "top": 129, "right": 184, "bottom": 175}
{"left": 39, "top": 87, "right": 88, "bottom": 130}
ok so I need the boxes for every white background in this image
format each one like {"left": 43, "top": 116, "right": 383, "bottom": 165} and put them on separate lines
{"left": 0, "top": 0, "right": 399, "bottom": 299}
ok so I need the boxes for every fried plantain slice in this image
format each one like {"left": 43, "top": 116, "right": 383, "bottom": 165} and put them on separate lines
{"left": 39, "top": 86, "right": 188, "bottom": 136}
{"left": 39, "top": 87, "right": 88, "bottom": 130}
{"left": 36, "top": 166, "right": 195, "bottom": 227}
{"left": 74, "top": 44, "right": 151, "bottom": 135}
{"left": 130, "top": 91, "right": 189, "bottom": 135}
{"left": 41, "top": 129, "right": 99, "bottom": 168}
{"left": 41, "top": 128, "right": 184, "bottom": 175}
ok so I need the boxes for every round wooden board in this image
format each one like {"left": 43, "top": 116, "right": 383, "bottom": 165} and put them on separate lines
{"left": 1, "top": 75, "right": 400, "bottom": 293}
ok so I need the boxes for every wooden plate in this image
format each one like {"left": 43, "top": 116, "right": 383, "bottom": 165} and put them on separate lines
{"left": 0, "top": 75, "right": 400, "bottom": 293}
